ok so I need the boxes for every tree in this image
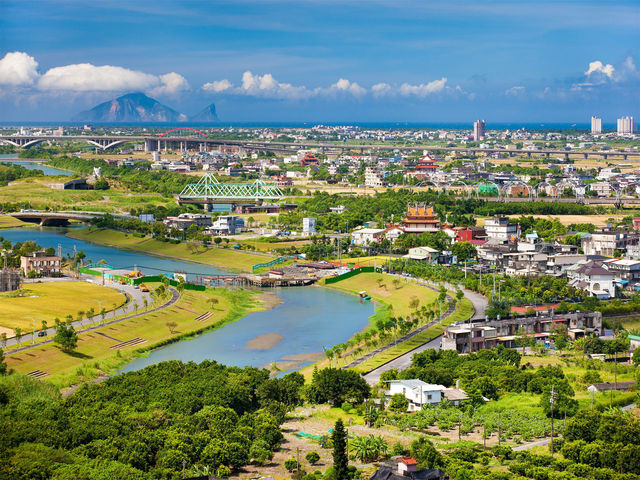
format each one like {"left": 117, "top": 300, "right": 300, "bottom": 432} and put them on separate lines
{"left": 307, "top": 368, "right": 370, "bottom": 405}
{"left": 451, "top": 241, "right": 477, "bottom": 262}
{"left": 410, "top": 437, "right": 442, "bottom": 469}
{"left": 350, "top": 434, "right": 388, "bottom": 463}
{"left": 332, "top": 419, "right": 348, "bottom": 480}
{"left": 53, "top": 321, "right": 78, "bottom": 353}
{"left": 306, "top": 451, "right": 320, "bottom": 465}
{"left": 13, "top": 327, "right": 22, "bottom": 345}
{"left": 0, "top": 348, "right": 6, "bottom": 375}
{"left": 0, "top": 333, "right": 7, "bottom": 349}
{"left": 388, "top": 393, "right": 409, "bottom": 413}
{"left": 284, "top": 458, "right": 300, "bottom": 472}
{"left": 166, "top": 322, "right": 178, "bottom": 334}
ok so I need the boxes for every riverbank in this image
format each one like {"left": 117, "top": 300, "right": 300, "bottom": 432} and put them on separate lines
{"left": 67, "top": 226, "right": 273, "bottom": 273}
{"left": 300, "top": 272, "right": 473, "bottom": 376}
{"left": 0, "top": 215, "right": 27, "bottom": 228}
{"left": 4, "top": 285, "right": 272, "bottom": 388}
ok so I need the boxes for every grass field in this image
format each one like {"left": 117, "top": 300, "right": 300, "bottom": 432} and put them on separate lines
{"left": 0, "top": 178, "right": 173, "bottom": 213}
{"left": 68, "top": 227, "right": 273, "bottom": 272}
{"left": 0, "top": 215, "right": 28, "bottom": 228}
{"left": 0, "top": 281, "right": 126, "bottom": 331}
{"left": 4, "top": 286, "right": 267, "bottom": 387}
{"left": 323, "top": 272, "right": 439, "bottom": 318}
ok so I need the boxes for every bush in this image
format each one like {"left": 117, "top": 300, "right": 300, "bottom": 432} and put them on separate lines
{"left": 306, "top": 451, "right": 320, "bottom": 465}
{"left": 285, "top": 459, "right": 301, "bottom": 472}
{"left": 341, "top": 402, "right": 353, "bottom": 413}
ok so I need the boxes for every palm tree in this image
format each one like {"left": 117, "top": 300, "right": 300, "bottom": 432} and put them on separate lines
{"left": 133, "top": 302, "right": 139, "bottom": 313}
{"left": 143, "top": 298, "right": 148, "bottom": 311}
{"left": 350, "top": 434, "right": 388, "bottom": 463}
{"left": 76, "top": 310, "right": 84, "bottom": 326}
{"left": 100, "top": 308, "right": 106, "bottom": 324}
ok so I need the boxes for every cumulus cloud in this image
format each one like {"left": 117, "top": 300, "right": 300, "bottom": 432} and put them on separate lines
{"left": 37, "top": 63, "right": 189, "bottom": 94}
{"left": 0, "top": 51, "right": 39, "bottom": 86}
{"left": 201, "top": 71, "right": 369, "bottom": 99}
{"left": 505, "top": 85, "right": 525, "bottom": 96}
{"left": 585, "top": 60, "right": 615, "bottom": 79}
{"left": 399, "top": 78, "right": 448, "bottom": 97}
{"left": 202, "top": 79, "right": 233, "bottom": 92}
{"left": 371, "top": 82, "right": 392, "bottom": 98}
{"left": 330, "top": 78, "right": 366, "bottom": 96}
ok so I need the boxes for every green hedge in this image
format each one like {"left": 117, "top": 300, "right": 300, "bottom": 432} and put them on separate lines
{"left": 324, "top": 266, "right": 381, "bottom": 284}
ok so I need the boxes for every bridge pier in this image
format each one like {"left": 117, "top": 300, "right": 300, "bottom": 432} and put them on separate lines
{"left": 527, "top": 152, "right": 532, "bottom": 159}
{"left": 564, "top": 153, "right": 569, "bottom": 160}
{"left": 145, "top": 139, "right": 157, "bottom": 152}
{"left": 584, "top": 153, "right": 588, "bottom": 159}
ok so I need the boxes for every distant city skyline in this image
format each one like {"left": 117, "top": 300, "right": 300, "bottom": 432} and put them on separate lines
{"left": 0, "top": 0, "right": 639, "bottom": 122}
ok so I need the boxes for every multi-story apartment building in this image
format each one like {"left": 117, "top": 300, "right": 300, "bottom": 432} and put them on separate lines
{"left": 591, "top": 116, "right": 602, "bottom": 135}
{"left": 473, "top": 119, "right": 485, "bottom": 141}
{"left": 484, "top": 216, "right": 518, "bottom": 241}
{"left": 581, "top": 226, "right": 640, "bottom": 256}
{"left": 364, "top": 165, "right": 384, "bottom": 188}
{"left": 617, "top": 116, "right": 636, "bottom": 135}
{"left": 20, "top": 251, "right": 62, "bottom": 276}
{"left": 442, "top": 310, "right": 602, "bottom": 353}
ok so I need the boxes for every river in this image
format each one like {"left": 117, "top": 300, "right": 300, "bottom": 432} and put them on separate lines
{"left": 0, "top": 154, "right": 72, "bottom": 176}
{"left": 0, "top": 226, "right": 373, "bottom": 373}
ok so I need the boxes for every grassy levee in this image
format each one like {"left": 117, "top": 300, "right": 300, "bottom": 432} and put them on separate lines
{"left": 300, "top": 272, "right": 472, "bottom": 377}
{"left": 0, "top": 215, "right": 27, "bottom": 228}
{"left": 68, "top": 227, "right": 273, "bottom": 273}
{"left": 0, "top": 178, "right": 174, "bottom": 213}
{"left": 350, "top": 297, "right": 474, "bottom": 373}
{"left": 0, "top": 281, "right": 126, "bottom": 331}
{"left": 3, "top": 286, "right": 268, "bottom": 387}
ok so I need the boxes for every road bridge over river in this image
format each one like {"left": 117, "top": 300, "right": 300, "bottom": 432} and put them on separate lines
{"left": 1, "top": 132, "right": 639, "bottom": 160}
{"left": 10, "top": 210, "right": 133, "bottom": 226}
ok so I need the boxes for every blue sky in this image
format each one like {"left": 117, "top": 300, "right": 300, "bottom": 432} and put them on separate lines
{"left": 0, "top": 0, "right": 639, "bottom": 123}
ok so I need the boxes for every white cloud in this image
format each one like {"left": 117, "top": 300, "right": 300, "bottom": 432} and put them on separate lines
{"left": 330, "top": 78, "right": 366, "bottom": 96}
{"left": 505, "top": 85, "right": 525, "bottom": 96}
{"left": 202, "top": 79, "right": 233, "bottom": 92}
{"left": 37, "top": 63, "right": 189, "bottom": 94}
{"left": 202, "top": 72, "right": 368, "bottom": 99}
{"left": 0, "top": 51, "right": 39, "bottom": 86}
{"left": 398, "top": 77, "right": 447, "bottom": 97}
{"left": 585, "top": 60, "right": 615, "bottom": 79}
{"left": 152, "top": 72, "right": 190, "bottom": 95}
{"left": 371, "top": 82, "right": 392, "bottom": 98}
{"left": 238, "top": 71, "right": 310, "bottom": 99}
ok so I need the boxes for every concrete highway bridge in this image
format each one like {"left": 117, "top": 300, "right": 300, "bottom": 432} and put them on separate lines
{"left": 10, "top": 211, "right": 132, "bottom": 226}
{"left": 1, "top": 131, "right": 638, "bottom": 160}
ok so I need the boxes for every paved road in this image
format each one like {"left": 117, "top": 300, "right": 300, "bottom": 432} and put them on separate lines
{"left": 4, "top": 276, "right": 156, "bottom": 349}
{"left": 364, "top": 335, "right": 442, "bottom": 386}
{"left": 512, "top": 439, "right": 552, "bottom": 451}
{"left": 362, "top": 277, "right": 489, "bottom": 386}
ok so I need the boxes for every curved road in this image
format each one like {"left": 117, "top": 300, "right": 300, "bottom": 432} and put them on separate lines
{"left": 4, "top": 281, "right": 177, "bottom": 354}
{"left": 362, "top": 278, "right": 488, "bottom": 386}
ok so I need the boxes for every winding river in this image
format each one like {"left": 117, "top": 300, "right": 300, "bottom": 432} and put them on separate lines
{"left": 0, "top": 227, "right": 373, "bottom": 372}
{"left": 0, "top": 154, "right": 73, "bottom": 176}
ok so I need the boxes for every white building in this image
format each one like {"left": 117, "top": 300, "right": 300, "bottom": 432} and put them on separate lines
{"left": 365, "top": 166, "right": 384, "bottom": 188}
{"left": 473, "top": 119, "right": 485, "bottom": 141}
{"left": 209, "top": 215, "right": 239, "bottom": 235}
{"left": 303, "top": 217, "right": 316, "bottom": 235}
{"left": 591, "top": 116, "right": 602, "bottom": 135}
{"left": 484, "top": 217, "right": 518, "bottom": 241}
{"left": 617, "top": 116, "right": 636, "bottom": 135}
{"left": 567, "top": 260, "right": 615, "bottom": 299}
{"left": 404, "top": 246, "right": 440, "bottom": 263}
{"left": 387, "top": 379, "right": 445, "bottom": 412}
{"left": 351, "top": 227, "right": 385, "bottom": 246}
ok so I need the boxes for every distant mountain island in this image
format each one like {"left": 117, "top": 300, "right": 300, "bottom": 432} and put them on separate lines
{"left": 73, "top": 92, "right": 218, "bottom": 123}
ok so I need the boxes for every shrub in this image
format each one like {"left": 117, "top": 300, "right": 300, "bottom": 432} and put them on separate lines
{"left": 341, "top": 402, "right": 353, "bottom": 413}
{"left": 306, "top": 451, "right": 320, "bottom": 465}
{"left": 285, "top": 458, "right": 300, "bottom": 472}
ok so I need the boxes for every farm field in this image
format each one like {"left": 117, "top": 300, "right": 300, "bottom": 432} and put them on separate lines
{"left": 3, "top": 286, "right": 266, "bottom": 386}
{"left": 0, "top": 281, "right": 126, "bottom": 331}
{"left": 68, "top": 227, "right": 273, "bottom": 272}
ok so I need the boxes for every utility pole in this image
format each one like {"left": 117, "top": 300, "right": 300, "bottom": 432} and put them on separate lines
{"left": 498, "top": 411, "right": 501, "bottom": 446}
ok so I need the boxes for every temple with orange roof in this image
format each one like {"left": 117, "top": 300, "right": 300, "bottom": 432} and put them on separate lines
{"left": 403, "top": 203, "right": 441, "bottom": 234}
{"left": 406, "top": 153, "right": 438, "bottom": 179}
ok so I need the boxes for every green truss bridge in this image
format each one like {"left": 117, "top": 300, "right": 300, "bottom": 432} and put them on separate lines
{"left": 177, "top": 174, "right": 284, "bottom": 206}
